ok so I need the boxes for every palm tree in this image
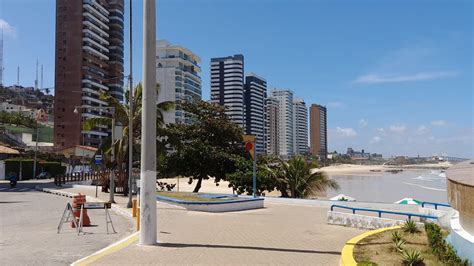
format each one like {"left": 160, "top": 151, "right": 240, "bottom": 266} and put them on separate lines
{"left": 83, "top": 83, "right": 173, "bottom": 193}
{"left": 264, "top": 156, "right": 339, "bottom": 198}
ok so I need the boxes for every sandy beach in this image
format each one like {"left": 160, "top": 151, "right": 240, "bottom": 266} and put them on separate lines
{"left": 317, "top": 162, "right": 453, "bottom": 176}
{"left": 158, "top": 162, "right": 453, "bottom": 200}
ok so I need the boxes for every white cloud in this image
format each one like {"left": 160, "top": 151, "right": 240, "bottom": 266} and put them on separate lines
{"left": 353, "top": 71, "right": 457, "bottom": 84}
{"left": 359, "top": 119, "right": 368, "bottom": 128}
{"left": 335, "top": 127, "right": 357, "bottom": 137}
{"left": 0, "top": 19, "right": 16, "bottom": 38}
{"left": 431, "top": 120, "right": 447, "bottom": 126}
{"left": 389, "top": 124, "right": 406, "bottom": 134}
{"left": 376, "top": 128, "right": 385, "bottom": 133}
{"left": 327, "top": 101, "right": 344, "bottom": 108}
{"left": 415, "top": 125, "right": 430, "bottom": 135}
{"left": 370, "top": 136, "right": 381, "bottom": 144}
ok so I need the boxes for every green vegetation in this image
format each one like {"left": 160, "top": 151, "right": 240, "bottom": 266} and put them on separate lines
{"left": 392, "top": 230, "right": 404, "bottom": 242}
{"left": 401, "top": 249, "right": 424, "bottom": 266}
{"left": 424, "top": 223, "right": 469, "bottom": 266}
{"left": 83, "top": 83, "right": 172, "bottom": 193}
{"left": 403, "top": 219, "right": 421, "bottom": 234}
{"left": 1, "top": 124, "right": 53, "bottom": 142}
{"left": 159, "top": 100, "right": 243, "bottom": 193}
{"left": 0, "top": 111, "right": 35, "bottom": 128}
{"left": 228, "top": 156, "right": 339, "bottom": 198}
{"left": 354, "top": 227, "right": 443, "bottom": 265}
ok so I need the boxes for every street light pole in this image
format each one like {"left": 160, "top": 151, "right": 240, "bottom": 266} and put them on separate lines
{"left": 109, "top": 108, "right": 116, "bottom": 203}
{"left": 139, "top": 0, "right": 157, "bottom": 245}
{"left": 127, "top": 0, "right": 134, "bottom": 209}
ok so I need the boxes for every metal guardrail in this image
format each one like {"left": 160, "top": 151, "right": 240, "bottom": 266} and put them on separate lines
{"left": 421, "top": 201, "right": 451, "bottom": 210}
{"left": 330, "top": 204, "right": 438, "bottom": 220}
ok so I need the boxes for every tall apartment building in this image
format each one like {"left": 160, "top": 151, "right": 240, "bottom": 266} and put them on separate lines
{"left": 54, "top": 0, "right": 124, "bottom": 149}
{"left": 244, "top": 73, "right": 267, "bottom": 154}
{"left": 210, "top": 54, "right": 245, "bottom": 127}
{"left": 310, "top": 104, "right": 328, "bottom": 159}
{"left": 293, "top": 98, "right": 308, "bottom": 154}
{"left": 269, "top": 89, "right": 294, "bottom": 156}
{"left": 156, "top": 40, "right": 202, "bottom": 125}
{"left": 265, "top": 97, "right": 279, "bottom": 156}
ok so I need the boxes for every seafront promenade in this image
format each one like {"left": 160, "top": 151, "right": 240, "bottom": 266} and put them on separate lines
{"left": 46, "top": 185, "right": 363, "bottom": 265}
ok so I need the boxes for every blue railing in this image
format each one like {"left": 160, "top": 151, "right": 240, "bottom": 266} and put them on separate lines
{"left": 330, "top": 205, "right": 438, "bottom": 220}
{"left": 421, "top": 202, "right": 451, "bottom": 210}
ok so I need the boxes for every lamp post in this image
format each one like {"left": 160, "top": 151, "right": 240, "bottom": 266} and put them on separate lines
{"left": 127, "top": 0, "right": 134, "bottom": 209}
{"left": 74, "top": 106, "right": 116, "bottom": 203}
{"left": 140, "top": 0, "right": 157, "bottom": 246}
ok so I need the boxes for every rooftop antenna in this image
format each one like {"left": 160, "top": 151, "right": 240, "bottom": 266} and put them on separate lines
{"left": 40, "top": 64, "right": 43, "bottom": 91}
{"left": 35, "top": 60, "right": 38, "bottom": 90}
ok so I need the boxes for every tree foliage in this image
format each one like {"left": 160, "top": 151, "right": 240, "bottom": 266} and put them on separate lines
{"left": 82, "top": 83, "right": 172, "bottom": 192}
{"left": 159, "top": 100, "right": 244, "bottom": 192}
{"left": 228, "top": 155, "right": 339, "bottom": 199}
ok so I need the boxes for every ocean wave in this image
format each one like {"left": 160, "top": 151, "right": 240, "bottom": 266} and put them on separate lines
{"left": 402, "top": 182, "right": 446, "bottom": 192}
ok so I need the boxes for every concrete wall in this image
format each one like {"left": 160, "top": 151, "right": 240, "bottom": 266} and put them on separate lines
{"left": 159, "top": 198, "right": 265, "bottom": 213}
{"left": 447, "top": 214, "right": 474, "bottom": 262}
{"left": 0, "top": 161, "right": 5, "bottom": 180}
{"left": 327, "top": 211, "right": 426, "bottom": 230}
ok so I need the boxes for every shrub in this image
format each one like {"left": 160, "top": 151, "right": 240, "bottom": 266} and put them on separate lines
{"left": 401, "top": 249, "right": 424, "bottom": 266}
{"left": 402, "top": 219, "right": 420, "bottom": 234}
{"left": 394, "top": 239, "right": 406, "bottom": 253}
{"left": 424, "top": 222, "right": 470, "bottom": 266}
{"left": 392, "top": 230, "right": 404, "bottom": 242}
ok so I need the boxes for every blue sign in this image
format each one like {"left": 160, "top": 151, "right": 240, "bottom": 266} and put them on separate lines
{"left": 94, "top": 155, "right": 103, "bottom": 165}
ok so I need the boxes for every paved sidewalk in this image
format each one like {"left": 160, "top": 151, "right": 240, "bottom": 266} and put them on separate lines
{"left": 0, "top": 187, "right": 134, "bottom": 266}
{"left": 52, "top": 185, "right": 365, "bottom": 265}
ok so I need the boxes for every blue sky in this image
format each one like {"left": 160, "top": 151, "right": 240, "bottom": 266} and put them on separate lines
{"left": 1, "top": 0, "right": 472, "bottom": 158}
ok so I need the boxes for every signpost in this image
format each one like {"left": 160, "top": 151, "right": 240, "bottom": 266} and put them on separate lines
{"left": 243, "top": 135, "right": 257, "bottom": 198}
{"left": 94, "top": 155, "right": 103, "bottom": 165}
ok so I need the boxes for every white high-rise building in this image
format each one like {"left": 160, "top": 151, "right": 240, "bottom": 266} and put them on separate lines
{"left": 293, "top": 98, "right": 308, "bottom": 154}
{"left": 244, "top": 73, "right": 267, "bottom": 154}
{"left": 210, "top": 54, "right": 245, "bottom": 127}
{"left": 269, "top": 89, "right": 294, "bottom": 156}
{"left": 156, "top": 39, "right": 202, "bottom": 125}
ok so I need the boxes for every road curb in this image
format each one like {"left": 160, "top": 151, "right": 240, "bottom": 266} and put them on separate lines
{"left": 71, "top": 231, "right": 139, "bottom": 266}
{"left": 340, "top": 225, "right": 400, "bottom": 266}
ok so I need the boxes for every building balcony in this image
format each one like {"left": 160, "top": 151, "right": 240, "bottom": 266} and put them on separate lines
{"left": 83, "top": 45, "right": 109, "bottom": 61}
{"left": 82, "top": 78, "right": 108, "bottom": 91}
{"left": 83, "top": 21, "right": 109, "bottom": 38}
{"left": 83, "top": 37, "right": 109, "bottom": 53}
{"left": 83, "top": 3, "right": 109, "bottom": 23}
{"left": 82, "top": 29, "right": 109, "bottom": 46}
{"left": 83, "top": 12, "right": 109, "bottom": 31}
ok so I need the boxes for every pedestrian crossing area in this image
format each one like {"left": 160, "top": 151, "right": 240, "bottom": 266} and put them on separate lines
{"left": 0, "top": 187, "right": 34, "bottom": 192}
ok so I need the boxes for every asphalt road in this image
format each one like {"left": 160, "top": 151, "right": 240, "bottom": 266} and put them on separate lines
{"left": 0, "top": 182, "right": 134, "bottom": 266}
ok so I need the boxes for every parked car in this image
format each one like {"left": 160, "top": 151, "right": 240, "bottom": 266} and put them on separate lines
{"left": 37, "top": 172, "right": 52, "bottom": 179}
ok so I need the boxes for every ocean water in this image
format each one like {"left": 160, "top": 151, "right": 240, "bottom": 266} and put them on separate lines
{"left": 326, "top": 170, "right": 448, "bottom": 204}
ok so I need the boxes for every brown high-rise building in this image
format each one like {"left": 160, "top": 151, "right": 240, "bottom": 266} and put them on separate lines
{"left": 310, "top": 104, "right": 327, "bottom": 159}
{"left": 54, "top": 0, "right": 124, "bottom": 149}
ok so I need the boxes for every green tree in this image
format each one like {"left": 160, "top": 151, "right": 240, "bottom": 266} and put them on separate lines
{"left": 226, "top": 156, "right": 279, "bottom": 196}
{"left": 83, "top": 83, "right": 173, "bottom": 192}
{"left": 267, "top": 156, "right": 339, "bottom": 198}
{"left": 160, "top": 100, "right": 243, "bottom": 192}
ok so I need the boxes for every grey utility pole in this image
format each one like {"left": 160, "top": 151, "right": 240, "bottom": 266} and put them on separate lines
{"left": 109, "top": 108, "right": 116, "bottom": 203}
{"left": 139, "top": 0, "right": 157, "bottom": 245}
{"left": 127, "top": 0, "right": 134, "bottom": 209}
